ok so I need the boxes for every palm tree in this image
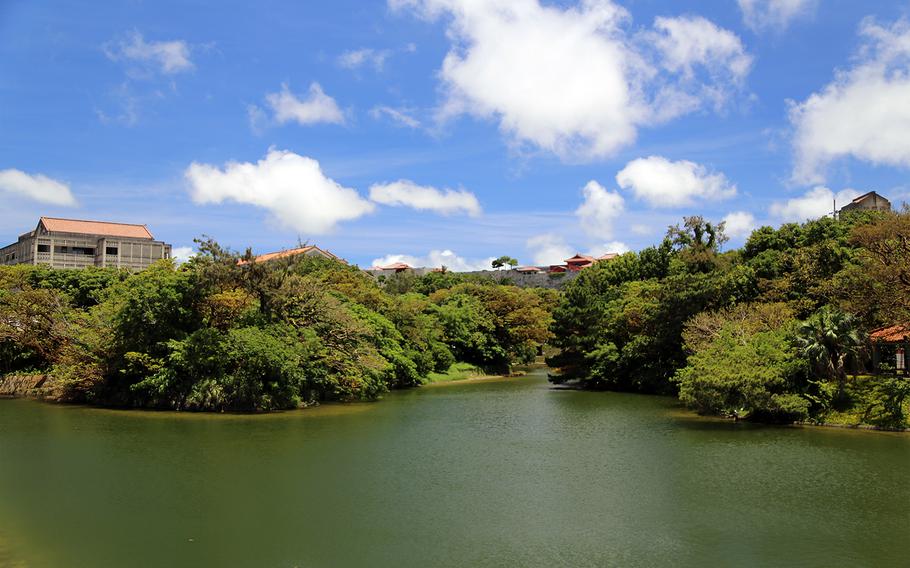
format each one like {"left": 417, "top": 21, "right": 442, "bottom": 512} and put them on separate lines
{"left": 797, "top": 306, "right": 863, "bottom": 400}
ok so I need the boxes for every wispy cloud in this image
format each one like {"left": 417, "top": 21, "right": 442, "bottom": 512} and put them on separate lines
{"left": 337, "top": 43, "right": 417, "bottom": 72}
{"left": 738, "top": 0, "right": 817, "bottom": 32}
{"left": 337, "top": 48, "right": 392, "bottom": 71}
{"left": 99, "top": 31, "right": 197, "bottom": 126}
{"left": 370, "top": 105, "right": 421, "bottom": 128}
{"left": 104, "top": 31, "right": 194, "bottom": 75}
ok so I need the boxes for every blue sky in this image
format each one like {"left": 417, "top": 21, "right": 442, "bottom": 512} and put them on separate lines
{"left": 2, "top": 0, "right": 909, "bottom": 269}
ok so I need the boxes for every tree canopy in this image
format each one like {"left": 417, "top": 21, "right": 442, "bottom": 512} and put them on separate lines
{"left": 0, "top": 244, "right": 556, "bottom": 411}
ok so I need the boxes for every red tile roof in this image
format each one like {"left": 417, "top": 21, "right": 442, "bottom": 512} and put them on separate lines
{"left": 870, "top": 324, "right": 910, "bottom": 343}
{"left": 565, "top": 254, "right": 595, "bottom": 263}
{"left": 597, "top": 253, "right": 620, "bottom": 261}
{"left": 39, "top": 217, "right": 154, "bottom": 239}
{"left": 373, "top": 262, "right": 412, "bottom": 270}
{"left": 239, "top": 245, "right": 344, "bottom": 265}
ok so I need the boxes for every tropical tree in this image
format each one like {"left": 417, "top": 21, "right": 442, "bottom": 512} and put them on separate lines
{"left": 491, "top": 256, "right": 518, "bottom": 270}
{"left": 796, "top": 306, "right": 863, "bottom": 400}
{"left": 667, "top": 216, "right": 729, "bottom": 273}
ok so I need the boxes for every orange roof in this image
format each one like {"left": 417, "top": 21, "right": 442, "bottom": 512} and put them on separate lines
{"left": 377, "top": 262, "right": 412, "bottom": 270}
{"left": 565, "top": 254, "right": 595, "bottom": 263}
{"left": 870, "top": 324, "right": 910, "bottom": 343}
{"left": 40, "top": 217, "right": 154, "bottom": 239}
{"left": 597, "top": 253, "right": 620, "bottom": 261}
{"left": 239, "top": 245, "right": 344, "bottom": 265}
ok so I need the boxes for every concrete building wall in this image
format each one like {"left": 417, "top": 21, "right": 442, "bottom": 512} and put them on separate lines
{"left": 1, "top": 231, "right": 171, "bottom": 270}
{"left": 840, "top": 192, "right": 892, "bottom": 214}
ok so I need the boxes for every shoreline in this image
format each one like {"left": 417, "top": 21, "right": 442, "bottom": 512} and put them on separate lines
{"left": 4, "top": 369, "right": 908, "bottom": 432}
{"left": 423, "top": 369, "right": 532, "bottom": 387}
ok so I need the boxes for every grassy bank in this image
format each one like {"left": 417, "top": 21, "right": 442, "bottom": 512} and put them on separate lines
{"left": 425, "top": 362, "right": 486, "bottom": 383}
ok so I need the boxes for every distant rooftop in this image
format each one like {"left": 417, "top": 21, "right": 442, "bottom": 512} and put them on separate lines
{"left": 239, "top": 245, "right": 344, "bottom": 265}
{"left": 871, "top": 324, "right": 910, "bottom": 343}
{"left": 39, "top": 217, "right": 154, "bottom": 240}
{"left": 371, "top": 262, "right": 412, "bottom": 271}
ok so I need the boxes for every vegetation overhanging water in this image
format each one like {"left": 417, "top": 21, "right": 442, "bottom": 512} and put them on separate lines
{"left": 3, "top": 208, "right": 909, "bottom": 429}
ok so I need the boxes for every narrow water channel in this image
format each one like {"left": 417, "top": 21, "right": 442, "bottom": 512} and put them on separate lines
{"left": 1, "top": 369, "right": 908, "bottom": 567}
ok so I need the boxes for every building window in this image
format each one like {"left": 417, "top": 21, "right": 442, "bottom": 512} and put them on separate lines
{"left": 37, "top": 244, "right": 50, "bottom": 253}
{"left": 54, "top": 246, "right": 95, "bottom": 256}
{"left": 106, "top": 247, "right": 118, "bottom": 255}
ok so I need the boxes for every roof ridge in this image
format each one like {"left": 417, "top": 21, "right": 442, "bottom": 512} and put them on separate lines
{"left": 40, "top": 216, "right": 148, "bottom": 227}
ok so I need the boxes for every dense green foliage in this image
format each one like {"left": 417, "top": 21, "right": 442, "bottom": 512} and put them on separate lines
{"left": 550, "top": 210, "right": 910, "bottom": 427}
{"left": 0, "top": 242, "right": 553, "bottom": 411}
{"left": 675, "top": 303, "right": 809, "bottom": 422}
{"left": 4, "top": 209, "right": 909, "bottom": 427}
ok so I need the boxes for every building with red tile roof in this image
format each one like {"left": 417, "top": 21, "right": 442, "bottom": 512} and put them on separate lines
{"left": 0, "top": 217, "right": 171, "bottom": 270}
{"left": 370, "top": 262, "right": 412, "bottom": 273}
{"left": 564, "top": 254, "right": 596, "bottom": 271}
{"left": 870, "top": 324, "right": 910, "bottom": 344}
{"left": 239, "top": 245, "right": 345, "bottom": 265}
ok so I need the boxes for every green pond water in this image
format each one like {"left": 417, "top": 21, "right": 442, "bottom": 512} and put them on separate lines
{"left": 1, "top": 369, "right": 909, "bottom": 568}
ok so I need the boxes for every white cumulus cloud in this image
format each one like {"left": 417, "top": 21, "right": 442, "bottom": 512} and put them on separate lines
{"left": 391, "top": 0, "right": 752, "bottom": 161}
{"left": 171, "top": 246, "right": 197, "bottom": 264}
{"left": 790, "top": 18, "right": 910, "bottom": 184}
{"left": 250, "top": 83, "right": 345, "bottom": 131}
{"left": 616, "top": 156, "right": 737, "bottom": 208}
{"left": 526, "top": 234, "right": 574, "bottom": 266}
{"left": 104, "top": 31, "right": 193, "bottom": 74}
{"left": 371, "top": 250, "right": 495, "bottom": 271}
{"left": 722, "top": 211, "right": 758, "bottom": 238}
{"left": 575, "top": 180, "right": 625, "bottom": 240}
{"left": 0, "top": 169, "right": 76, "bottom": 206}
{"left": 588, "top": 241, "right": 631, "bottom": 257}
{"left": 769, "top": 186, "right": 859, "bottom": 222}
{"left": 185, "top": 149, "right": 374, "bottom": 234}
{"left": 369, "top": 180, "right": 481, "bottom": 216}
{"left": 738, "top": 0, "right": 816, "bottom": 32}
